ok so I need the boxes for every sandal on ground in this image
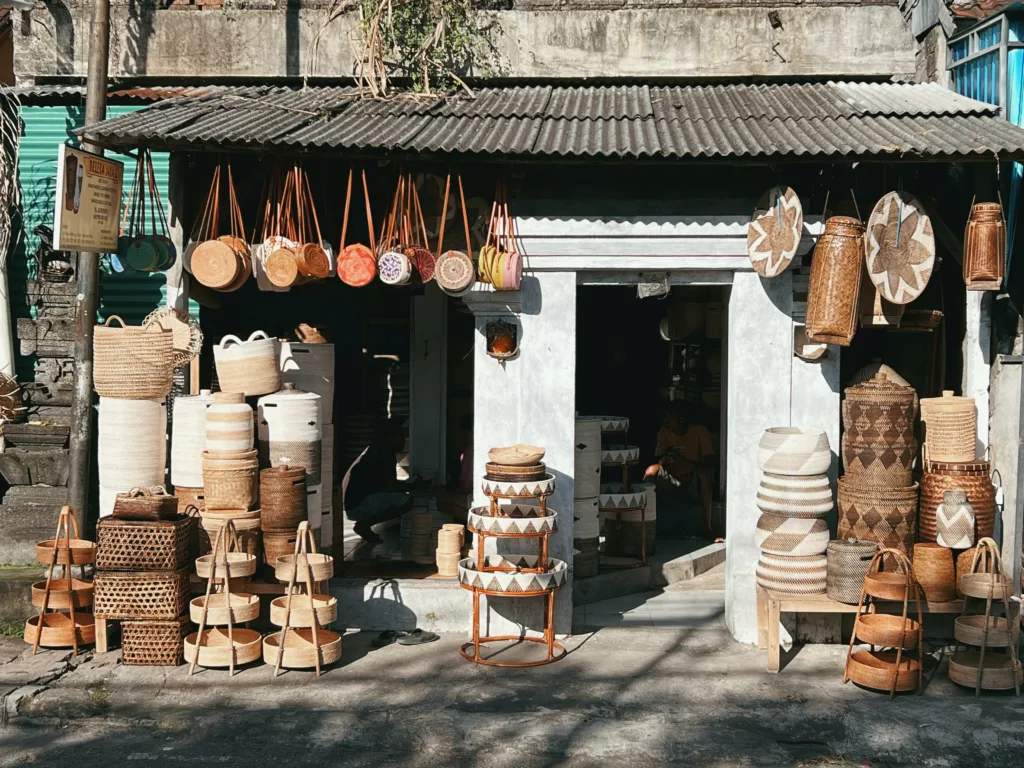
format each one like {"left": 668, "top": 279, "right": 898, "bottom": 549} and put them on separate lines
{"left": 397, "top": 628, "right": 439, "bottom": 646}
{"left": 372, "top": 630, "right": 408, "bottom": 647}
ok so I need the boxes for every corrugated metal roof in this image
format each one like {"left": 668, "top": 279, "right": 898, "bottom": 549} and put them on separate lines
{"left": 77, "top": 81, "right": 1024, "bottom": 160}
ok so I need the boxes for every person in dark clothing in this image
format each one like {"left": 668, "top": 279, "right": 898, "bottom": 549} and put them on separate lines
{"left": 342, "top": 420, "right": 411, "bottom": 543}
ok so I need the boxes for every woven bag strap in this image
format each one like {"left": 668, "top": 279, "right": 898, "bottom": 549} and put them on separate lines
{"left": 247, "top": 330, "right": 270, "bottom": 343}
{"left": 218, "top": 334, "right": 243, "bottom": 349}
{"left": 103, "top": 315, "right": 127, "bottom": 329}
{"left": 124, "top": 487, "right": 153, "bottom": 499}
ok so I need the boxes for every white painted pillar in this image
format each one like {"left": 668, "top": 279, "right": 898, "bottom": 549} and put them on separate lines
{"left": 409, "top": 284, "right": 447, "bottom": 482}
{"left": 791, "top": 350, "right": 841, "bottom": 531}
{"left": 963, "top": 291, "right": 993, "bottom": 456}
{"left": 465, "top": 273, "right": 576, "bottom": 637}
{"left": 725, "top": 271, "right": 793, "bottom": 644}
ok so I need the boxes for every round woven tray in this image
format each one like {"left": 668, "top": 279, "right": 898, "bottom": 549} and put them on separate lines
{"left": 847, "top": 649, "right": 921, "bottom": 692}
{"left": 484, "top": 462, "right": 546, "bottom": 482}
{"left": 863, "top": 572, "right": 914, "bottom": 601}
{"left": 949, "top": 651, "right": 1023, "bottom": 691}
{"left": 24, "top": 612, "right": 96, "bottom": 648}
{"left": 954, "top": 615, "right": 1015, "bottom": 648}
{"left": 262, "top": 628, "right": 343, "bottom": 668}
{"left": 36, "top": 539, "right": 96, "bottom": 566}
{"left": 269, "top": 594, "right": 338, "bottom": 628}
{"left": 189, "top": 593, "right": 260, "bottom": 625}
{"left": 959, "top": 573, "right": 1014, "bottom": 600}
{"left": 274, "top": 553, "right": 334, "bottom": 583}
{"left": 855, "top": 613, "right": 920, "bottom": 648}
{"left": 487, "top": 445, "right": 545, "bottom": 466}
{"left": 195, "top": 552, "right": 258, "bottom": 580}
{"left": 184, "top": 628, "right": 263, "bottom": 667}
{"left": 31, "top": 579, "right": 93, "bottom": 610}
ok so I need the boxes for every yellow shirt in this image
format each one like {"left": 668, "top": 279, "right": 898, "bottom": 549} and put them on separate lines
{"left": 655, "top": 424, "right": 713, "bottom": 480}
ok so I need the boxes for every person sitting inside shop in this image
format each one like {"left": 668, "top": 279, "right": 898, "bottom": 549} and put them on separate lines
{"left": 643, "top": 401, "right": 721, "bottom": 542}
{"left": 342, "top": 419, "right": 412, "bottom": 543}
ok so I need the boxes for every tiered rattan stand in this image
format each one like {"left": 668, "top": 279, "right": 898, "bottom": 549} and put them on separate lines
{"left": 186, "top": 521, "right": 261, "bottom": 675}
{"left": 264, "top": 521, "right": 340, "bottom": 676}
{"left": 25, "top": 506, "right": 96, "bottom": 655}
{"left": 843, "top": 548, "right": 923, "bottom": 699}
{"left": 600, "top": 441, "right": 647, "bottom": 570}
{"left": 950, "top": 537, "right": 1022, "bottom": 696}
{"left": 460, "top": 475, "right": 567, "bottom": 667}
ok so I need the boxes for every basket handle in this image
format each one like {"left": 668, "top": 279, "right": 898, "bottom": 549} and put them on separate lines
{"left": 124, "top": 486, "right": 154, "bottom": 499}
{"left": 218, "top": 334, "right": 243, "bottom": 349}
{"left": 103, "top": 315, "right": 127, "bottom": 329}
{"left": 247, "top": 330, "right": 270, "bottom": 343}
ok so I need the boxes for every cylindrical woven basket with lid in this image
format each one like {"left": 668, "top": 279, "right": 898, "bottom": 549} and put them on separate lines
{"left": 205, "top": 392, "right": 254, "bottom": 453}
{"left": 805, "top": 216, "right": 864, "bottom": 347}
{"left": 93, "top": 315, "right": 174, "bottom": 399}
{"left": 202, "top": 449, "right": 259, "bottom": 510}
{"left": 837, "top": 478, "right": 918, "bottom": 568}
{"left": 257, "top": 383, "right": 323, "bottom": 485}
{"left": 260, "top": 464, "right": 308, "bottom": 531}
{"left": 919, "top": 460, "right": 995, "bottom": 543}
{"left": 826, "top": 538, "right": 878, "bottom": 604}
{"left": 920, "top": 391, "right": 977, "bottom": 466}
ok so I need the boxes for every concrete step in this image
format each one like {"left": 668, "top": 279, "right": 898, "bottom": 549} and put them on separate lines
{"left": 0, "top": 486, "right": 66, "bottom": 565}
{"left": 0, "top": 566, "right": 45, "bottom": 628}
{"left": 572, "top": 540, "right": 725, "bottom": 606}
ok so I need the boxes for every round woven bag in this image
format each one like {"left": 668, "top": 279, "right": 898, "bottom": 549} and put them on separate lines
{"left": 755, "top": 513, "right": 829, "bottom": 556}
{"left": 826, "top": 539, "right": 877, "bottom": 604}
{"left": 755, "top": 472, "right": 832, "bottom": 518}
{"left": 436, "top": 250, "right": 476, "bottom": 294}
{"left": 756, "top": 552, "right": 827, "bottom": 595}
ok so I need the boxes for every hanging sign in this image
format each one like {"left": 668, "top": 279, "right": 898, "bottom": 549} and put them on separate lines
{"left": 52, "top": 144, "right": 124, "bottom": 253}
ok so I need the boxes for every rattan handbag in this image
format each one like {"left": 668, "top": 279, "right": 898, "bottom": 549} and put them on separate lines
{"left": 111, "top": 486, "right": 179, "bottom": 521}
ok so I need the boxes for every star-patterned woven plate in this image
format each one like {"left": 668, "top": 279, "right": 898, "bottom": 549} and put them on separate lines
{"left": 865, "top": 191, "right": 935, "bottom": 305}
{"left": 747, "top": 186, "right": 804, "bottom": 278}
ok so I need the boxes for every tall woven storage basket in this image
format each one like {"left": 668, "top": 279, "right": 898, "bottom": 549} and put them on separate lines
{"left": 121, "top": 616, "right": 191, "bottom": 666}
{"left": 920, "top": 391, "right": 976, "bottom": 465}
{"left": 919, "top": 460, "right": 995, "bottom": 543}
{"left": 202, "top": 450, "right": 259, "bottom": 510}
{"left": 93, "top": 315, "right": 174, "bottom": 398}
{"left": 98, "top": 397, "right": 167, "bottom": 517}
{"left": 805, "top": 216, "right": 865, "bottom": 347}
{"left": 170, "top": 390, "right": 213, "bottom": 488}
{"left": 826, "top": 539, "right": 878, "bottom": 603}
{"left": 837, "top": 479, "right": 918, "bottom": 568}
{"left": 213, "top": 331, "right": 280, "bottom": 396}
{"left": 260, "top": 465, "right": 307, "bottom": 531}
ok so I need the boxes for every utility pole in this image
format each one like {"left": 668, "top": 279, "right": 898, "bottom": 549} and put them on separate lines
{"left": 67, "top": 0, "right": 109, "bottom": 533}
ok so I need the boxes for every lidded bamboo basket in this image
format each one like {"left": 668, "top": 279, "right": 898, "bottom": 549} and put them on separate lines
{"left": 257, "top": 383, "right": 323, "bottom": 485}
{"left": 920, "top": 391, "right": 976, "bottom": 465}
{"left": 202, "top": 449, "right": 259, "bottom": 511}
{"left": 805, "top": 216, "right": 865, "bottom": 347}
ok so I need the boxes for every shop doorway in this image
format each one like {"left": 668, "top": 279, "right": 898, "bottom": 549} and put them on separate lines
{"left": 574, "top": 283, "right": 727, "bottom": 627}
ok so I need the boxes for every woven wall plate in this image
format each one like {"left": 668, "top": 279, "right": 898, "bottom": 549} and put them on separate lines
{"left": 747, "top": 186, "right": 804, "bottom": 278}
{"left": 865, "top": 191, "right": 936, "bottom": 305}
{"left": 142, "top": 307, "right": 203, "bottom": 370}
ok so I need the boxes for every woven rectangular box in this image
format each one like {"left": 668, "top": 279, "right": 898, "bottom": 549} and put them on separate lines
{"left": 93, "top": 568, "right": 190, "bottom": 620}
{"left": 96, "top": 516, "right": 192, "bottom": 571}
{"left": 121, "top": 616, "right": 191, "bottom": 666}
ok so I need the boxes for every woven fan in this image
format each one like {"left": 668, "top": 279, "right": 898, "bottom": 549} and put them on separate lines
{"left": 0, "top": 373, "right": 26, "bottom": 424}
{"left": 143, "top": 306, "right": 203, "bottom": 369}
{"left": 747, "top": 186, "right": 803, "bottom": 278}
{"left": 865, "top": 191, "right": 935, "bottom": 305}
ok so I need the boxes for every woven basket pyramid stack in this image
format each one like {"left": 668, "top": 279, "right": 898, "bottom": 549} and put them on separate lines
{"left": 754, "top": 427, "right": 833, "bottom": 595}
{"left": 837, "top": 374, "right": 919, "bottom": 568}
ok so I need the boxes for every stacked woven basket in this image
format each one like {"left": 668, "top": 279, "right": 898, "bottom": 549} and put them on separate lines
{"left": 837, "top": 374, "right": 919, "bottom": 568}
{"left": 94, "top": 494, "right": 192, "bottom": 666}
{"left": 572, "top": 416, "right": 604, "bottom": 579}
{"left": 260, "top": 464, "right": 307, "bottom": 575}
{"left": 436, "top": 524, "right": 465, "bottom": 577}
{"left": 754, "top": 427, "right": 833, "bottom": 595}
{"left": 93, "top": 315, "right": 174, "bottom": 517}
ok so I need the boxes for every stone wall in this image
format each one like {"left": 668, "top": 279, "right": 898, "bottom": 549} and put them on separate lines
{"left": 14, "top": 3, "right": 916, "bottom": 81}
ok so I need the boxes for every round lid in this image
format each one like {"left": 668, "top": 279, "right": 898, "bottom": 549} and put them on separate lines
{"left": 844, "top": 372, "right": 915, "bottom": 400}
{"left": 261, "top": 464, "right": 307, "bottom": 480}
{"left": 925, "top": 459, "right": 989, "bottom": 474}
{"left": 920, "top": 390, "right": 975, "bottom": 411}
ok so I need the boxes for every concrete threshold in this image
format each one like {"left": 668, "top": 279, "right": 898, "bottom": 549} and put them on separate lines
{"left": 573, "top": 541, "right": 726, "bottom": 606}
{"left": 330, "top": 575, "right": 469, "bottom": 634}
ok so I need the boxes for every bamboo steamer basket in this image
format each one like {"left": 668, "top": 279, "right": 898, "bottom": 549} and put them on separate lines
{"left": 963, "top": 202, "right": 1005, "bottom": 291}
{"left": 184, "top": 628, "right": 263, "bottom": 667}
{"left": 847, "top": 650, "right": 921, "bottom": 692}
{"left": 98, "top": 397, "right": 167, "bottom": 517}
{"left": 949, "top": 651, "right": 1023, "bottom": 691}
{"left": 269, "top": 594, "right": 338, "bottom": 627}
{"left": 855, "top": 613, "right": 921, "bottom": 648}
{"left": 93, "top": 315, "right": 174, "bottom": 398}
{"left": 213, "top": 331, "right": 281, "bottom": 397}
{"left": 202, "top": 449, "right": 259, "bottom": 511}
{"left": 24, "top": 612, "right": 96, "bottom": 648}
{"left": 955, "top": 615, "right": 1015, "bottom": 647}
{"left": 274, "top": 552, "right": 334, "bottom": 583}
{"left": 912, "top": 543, "right": 957, "bottom": 602}
{"left": 190, "top": 593, "right": 260, "bottom": 625}
{"left": 262, "top": 628, "right": 342, "bottom": 667}
{"left": 436, "top": 551, "right": 461, "bottom": 577}
{"left": 31, "top": 579, "right": 93, "bottom": 610}
{"left": 918, "top": 461, "right": 995, "bottom": 543}
{"left": 205, "top": 392, "right": 254, "bottom": 453}
{"left": 257, "top": 383, "right": 323, "bottom": 484}
{"left": 260, "top": 465, "right": 308, "bottom": 531}
{"left": 36, "top": 538, "right": 96, "bottom": 566}
{"left": 279, "top": 341, "right": 335, "bottom": 419}
{"left": 920, "top": 391, "right": 976, "bottom": 465}
{"left": 195, "top": 552, "right": 258, "bottom": 580}
{"left": 170, "top": 390, "right": 214, "bottom": 488}
{"left": 437, "top": 530, "right": 463, "bottom": 554}
{"left": 805, "top": 216, "right": 864, "bottom": 346}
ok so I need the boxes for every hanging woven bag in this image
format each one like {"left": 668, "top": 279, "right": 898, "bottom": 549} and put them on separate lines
{"left": 93, "top": 315, "right": 174, "bottom": 399}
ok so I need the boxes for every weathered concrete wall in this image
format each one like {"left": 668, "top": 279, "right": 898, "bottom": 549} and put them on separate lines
{"left": 989, "top": 356, "right": 1023, "bottom": 593}
{"left": 14, "top": 3, "right": 915, "bottom": 81}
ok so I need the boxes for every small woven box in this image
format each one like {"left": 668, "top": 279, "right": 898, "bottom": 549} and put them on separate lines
{"left": 96, "top": 515, "right": 192, "bottom": 572}
{"left": 93, "top": 568, "right": 190, "bottom": 620}
{"left": 121, "top": 616, "right": 191, "bottom": 666}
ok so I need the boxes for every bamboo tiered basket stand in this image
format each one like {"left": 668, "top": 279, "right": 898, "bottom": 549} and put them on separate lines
{"left": 264, "top": 521, "right": 340, "bottom": 676}
{"left": 25, "top": 506, "right": 96, "bottom": 655}
{"left": 843, "top": 548, "right": 923, "bottom": 699}
{"left": 950, "top": 537, "right": 1022, "bottom": 696}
